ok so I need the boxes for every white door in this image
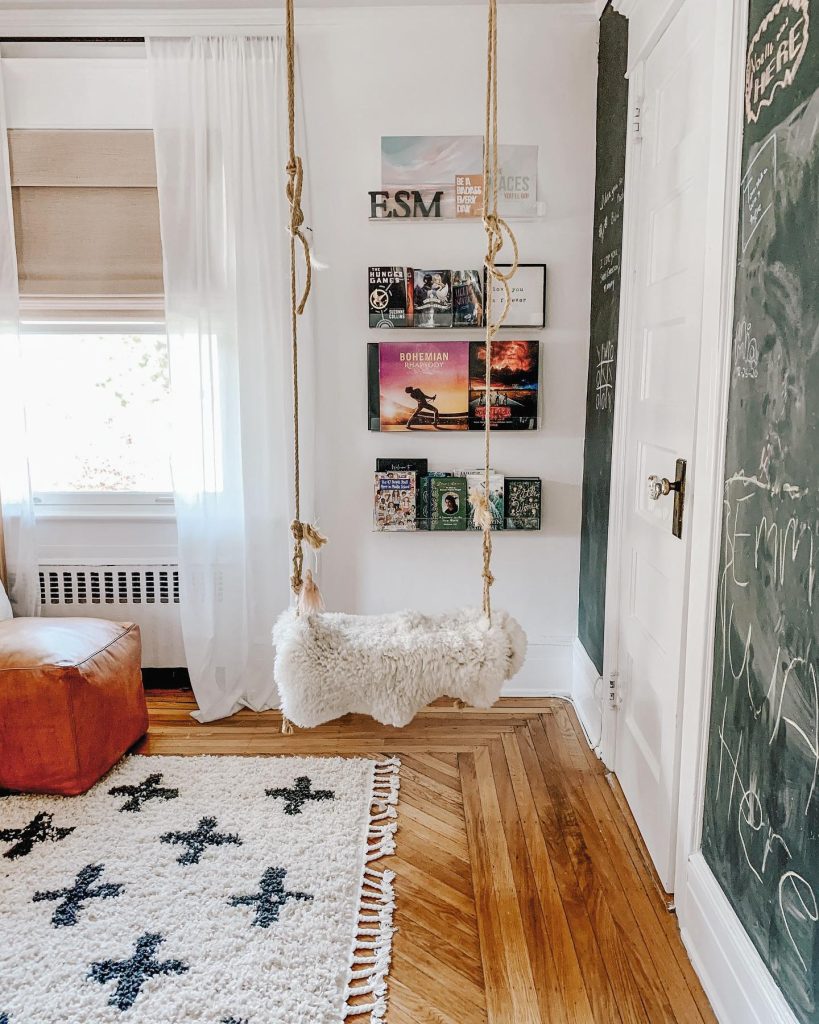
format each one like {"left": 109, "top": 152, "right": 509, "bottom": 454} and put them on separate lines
{"left": 613, "top": 0, "right": 716, "bottom": 892}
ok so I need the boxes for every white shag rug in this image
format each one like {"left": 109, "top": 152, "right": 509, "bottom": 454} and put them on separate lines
{"left": 274, "top": 606, "right": 527, "bottom": 728}
{"left": 0, "top": 754, "right": 399, "bottom": 1024}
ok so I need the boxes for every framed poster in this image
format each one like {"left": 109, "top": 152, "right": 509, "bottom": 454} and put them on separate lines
{"left": 487, "top": 263, "right": 546, "bottom": 329}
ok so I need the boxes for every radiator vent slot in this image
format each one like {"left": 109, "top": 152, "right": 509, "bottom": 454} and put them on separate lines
{"left": 38, "top": 566, "right": 181, "bottom": 606}
{"left": 37, "top": 563, "right": 185, "bottom": 669}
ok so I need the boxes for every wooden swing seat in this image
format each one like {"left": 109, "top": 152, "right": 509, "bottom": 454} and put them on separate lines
{"left": 273, "top": 606, "right": 526, "bottom": 729}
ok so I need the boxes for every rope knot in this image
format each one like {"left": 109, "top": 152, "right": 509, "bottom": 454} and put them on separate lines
{"left": 285, "top": 153, "right": 312, "bottom": 313}
{"left": 290, "top": 519, "right": 327, "bottom": 551}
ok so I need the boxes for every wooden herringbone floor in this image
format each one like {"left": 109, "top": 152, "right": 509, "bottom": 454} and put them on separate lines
{"left": 137, "top": 693, "right": 717, "bottom": 1024}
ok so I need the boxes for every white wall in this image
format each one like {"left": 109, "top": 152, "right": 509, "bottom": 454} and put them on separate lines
{"left": 301, "top": 6, "right": 598, "bottom": 692}
{"left": 1, "top": 4, "right": 599, "bottom": 692}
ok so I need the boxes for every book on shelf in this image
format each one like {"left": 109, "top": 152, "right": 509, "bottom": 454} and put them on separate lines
{"left": 367, "top": 343, "right": 381, "bottom": 430}
{"left": 374, "top": 471, "right": 418, "bottom": 532}
{"left": 417, "top": 472, "right": 452, "bottom": 530}
{"left": 375, "top": 458, "right": 429, "bottom": 476}
{"left": 469, "top": 339, "right": 539, "bottom": 431}
{"left": 377, "top": 341, "right": 469, "bottom": 432}
{"left": 429, "top": 476, "right": 468, "bottom": 531}
{"left": 376, "top": 459, "right": 428, "bottom": 521}
{"left": 411, "top": 269, "right": 453, "bottom": 328}
{"left": 505, "top": 477, "right": 541, "bottom": 530}
{"left": 452, "top": 269, "right": 484, "bottom": 327}
{"left": 458, "top": 468, "right": 505, "bottom": 530}
{"left": 369, "top": 266, "right": 411, "bottom": 328}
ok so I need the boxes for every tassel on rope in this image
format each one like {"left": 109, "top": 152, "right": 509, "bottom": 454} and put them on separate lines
{"left": 290, "top": 519, "right": 327, "bottom": 599}
{"left": 298, "top": 568, "right": 325, "bottom": 616}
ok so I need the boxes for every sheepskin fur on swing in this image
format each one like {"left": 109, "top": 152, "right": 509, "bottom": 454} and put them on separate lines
{"left": 273, "top": 606, "right": 527, "bottom": 728}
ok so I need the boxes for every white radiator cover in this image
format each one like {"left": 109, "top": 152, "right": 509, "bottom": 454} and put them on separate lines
{"left": 38, "top": 564, "right": 186, "bottom": 668}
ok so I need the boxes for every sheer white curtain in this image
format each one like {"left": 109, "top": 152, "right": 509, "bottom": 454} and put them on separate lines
{"left": 0, "top": 64, "right": 38, "bottom": 616}
{"left": 148, "top": 35, "right": 315, "bottom": 723}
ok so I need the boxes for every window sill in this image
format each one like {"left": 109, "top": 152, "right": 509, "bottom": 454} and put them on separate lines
{"left": 34, "top": 506, "right": 177, "bottom": 522}
{"left": 33, "top": 493, "right": 176, "bottom": 522}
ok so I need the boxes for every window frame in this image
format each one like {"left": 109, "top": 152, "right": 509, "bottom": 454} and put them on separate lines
{"left": 20, "top": 318, "right": 175, "bottom": 519}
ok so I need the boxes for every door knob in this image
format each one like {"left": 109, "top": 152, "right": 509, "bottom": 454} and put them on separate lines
{"left": 647, "top": 475, "right": 679, "bottom": 501}
{"left": 646, "top": 459, "right": 687, "bottom": 539}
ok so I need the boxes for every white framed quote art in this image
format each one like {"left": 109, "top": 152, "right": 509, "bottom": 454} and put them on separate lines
{"left": 489, "top": 263, "right": 546, "bottom": 329}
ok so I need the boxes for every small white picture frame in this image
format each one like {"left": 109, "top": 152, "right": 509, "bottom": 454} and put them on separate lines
{"left": 488, "top": 263, "right": 547, "bottom": 329}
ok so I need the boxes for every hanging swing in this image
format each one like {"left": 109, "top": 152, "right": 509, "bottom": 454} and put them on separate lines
{"left": 273, "top": 0, "right": 527, "bottom": 732}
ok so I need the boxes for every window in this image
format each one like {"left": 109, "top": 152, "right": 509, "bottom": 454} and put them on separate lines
{"left": 22, "top": 322, "right": 173, "bottom": 512}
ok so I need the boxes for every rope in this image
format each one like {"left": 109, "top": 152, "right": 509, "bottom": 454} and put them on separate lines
{"left": 480, "top": 0, "right": 519, "bottom": 620}
{"left": 285, "top": 0, "right": 324, "bottom": 600}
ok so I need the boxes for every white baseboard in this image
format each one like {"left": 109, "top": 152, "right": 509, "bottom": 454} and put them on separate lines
{"left": 679, "top": 853, "right": 800, "bottom": 1024}
{"left": 502, "top": 637, "right": 573, "bottom": 697}
{"left": 571, "top": 637, "right": 603, "bottom": 746}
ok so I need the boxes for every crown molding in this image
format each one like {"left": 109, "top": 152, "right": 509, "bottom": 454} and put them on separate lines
{"left": 0, "top": 3, "right": 599, "bottom": 36}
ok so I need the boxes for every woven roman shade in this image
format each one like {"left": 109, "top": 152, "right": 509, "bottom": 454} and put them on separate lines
{"left": 8, "top": 130, "right": 163, "bottom": 302}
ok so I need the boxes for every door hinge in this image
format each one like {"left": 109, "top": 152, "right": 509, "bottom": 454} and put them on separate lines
{"left": 632, "top": 105, "right": 643, "bottom": 138}
{"left": 608, "top": 671, "right": 621, "bottom": 709}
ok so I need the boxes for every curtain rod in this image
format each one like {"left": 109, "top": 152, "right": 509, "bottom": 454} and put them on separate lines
{"left": 0, "top": 37, "right": 145, "bottom": 43}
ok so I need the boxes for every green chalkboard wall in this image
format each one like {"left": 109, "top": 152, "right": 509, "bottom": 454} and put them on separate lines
{"left": 578, "top": 4, "right": 629, "bottom": 674}
{"left": 701, "top": 2, "right": 819, "bottom": 1021}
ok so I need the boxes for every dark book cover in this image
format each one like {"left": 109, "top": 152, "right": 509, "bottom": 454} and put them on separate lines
{"left": 374, "top": 471, "right": 417, "bottom": 531}
{"left": 452, "top": 269, "right": 484, "bottom": 327}
{"left": 430, "top": 476, "right": 468, "bottom": 531}
{"left": 375, "top": 458, "right": 429, "bottom": 475}
{"left": 505, "top": 477, "right": 541, "bottom": 530}
{"left": 369, "top": 266, "right": 410, "bottom": 328}
{"left": 469, "top": 339, "right": 539, "bottom": 430}
{"left": 379, "top": 341, "right": 469, "bottom": 431}
{"left": 418, "top": 471, "right": 452, "bottom": 530}
{"left": 411, "top": 269, "right": 453, "bottom": 328}
{"left": 367, "top": 343, "right": 381, "bottom": 430}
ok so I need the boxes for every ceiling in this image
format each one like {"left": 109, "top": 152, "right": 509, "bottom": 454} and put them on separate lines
{"left": 0, "top": 0, "right": 594, "bottom": 7}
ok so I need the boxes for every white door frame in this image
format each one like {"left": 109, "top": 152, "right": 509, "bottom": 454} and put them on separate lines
{"left": 599, "top": 0, "right": 742, "bottom": 844}
{"left": 668, "top": 5, "right": 812, "bottom": 1020}
{"left": 672, "top": 0, "right": 748, "bottom": 900}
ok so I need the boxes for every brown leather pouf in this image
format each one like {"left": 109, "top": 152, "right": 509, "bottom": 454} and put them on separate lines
{"left": 0, "top": 617, "right": 148, "bottom": 796}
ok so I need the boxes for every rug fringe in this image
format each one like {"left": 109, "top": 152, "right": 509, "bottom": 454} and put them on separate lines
{"left": 342, "top": 758, "right": 399, "bottom": 1022}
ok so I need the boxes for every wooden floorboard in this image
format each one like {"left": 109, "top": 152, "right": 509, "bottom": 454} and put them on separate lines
{"left": 137, "top": 692, "right": 717, "bottom": 1024}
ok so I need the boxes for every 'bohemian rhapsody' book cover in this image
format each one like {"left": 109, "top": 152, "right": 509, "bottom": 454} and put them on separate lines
{"left": 378, "top": 341, "right": 469, "bottom": 431}
{"left": 468, "top": 339, "right": 539, "bottom": 430}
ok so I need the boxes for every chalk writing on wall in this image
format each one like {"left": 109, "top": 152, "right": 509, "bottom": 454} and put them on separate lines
{"left": 578, "top": 6, "right": 629, "bottom": 676}
{"left": 745, "top": 0, "right": 810, "bottom": 124}
{"left": 702, "top": 3, "right": 819, "bottom": 1019}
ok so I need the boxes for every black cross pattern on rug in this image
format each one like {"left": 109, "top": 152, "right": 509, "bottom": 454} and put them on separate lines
{"left": 160, "top": 816, "right": 242, "bottom": 866}
{"left": 88, "top": 932, "right": 189, "bottom": 1012}
{"left": 33, "top": 863, "right": 124, "bottom": 927}
{"left": 0, "top": 812, "right": 75, "bottom": 861}
{"left": 265, "top": 776, "right": 335, "bottom": 815}
{"left": 0, "top": 1012, "right": 9, "bottom": 1023}
{"left": 109, "top": 773, "right": 180, "bottom": 813}
{"left": 228, "top": 867, "right": 313, "bottom": 928}
{"left": 221, "top": 1018, "right": 249, "bottom": 1024}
